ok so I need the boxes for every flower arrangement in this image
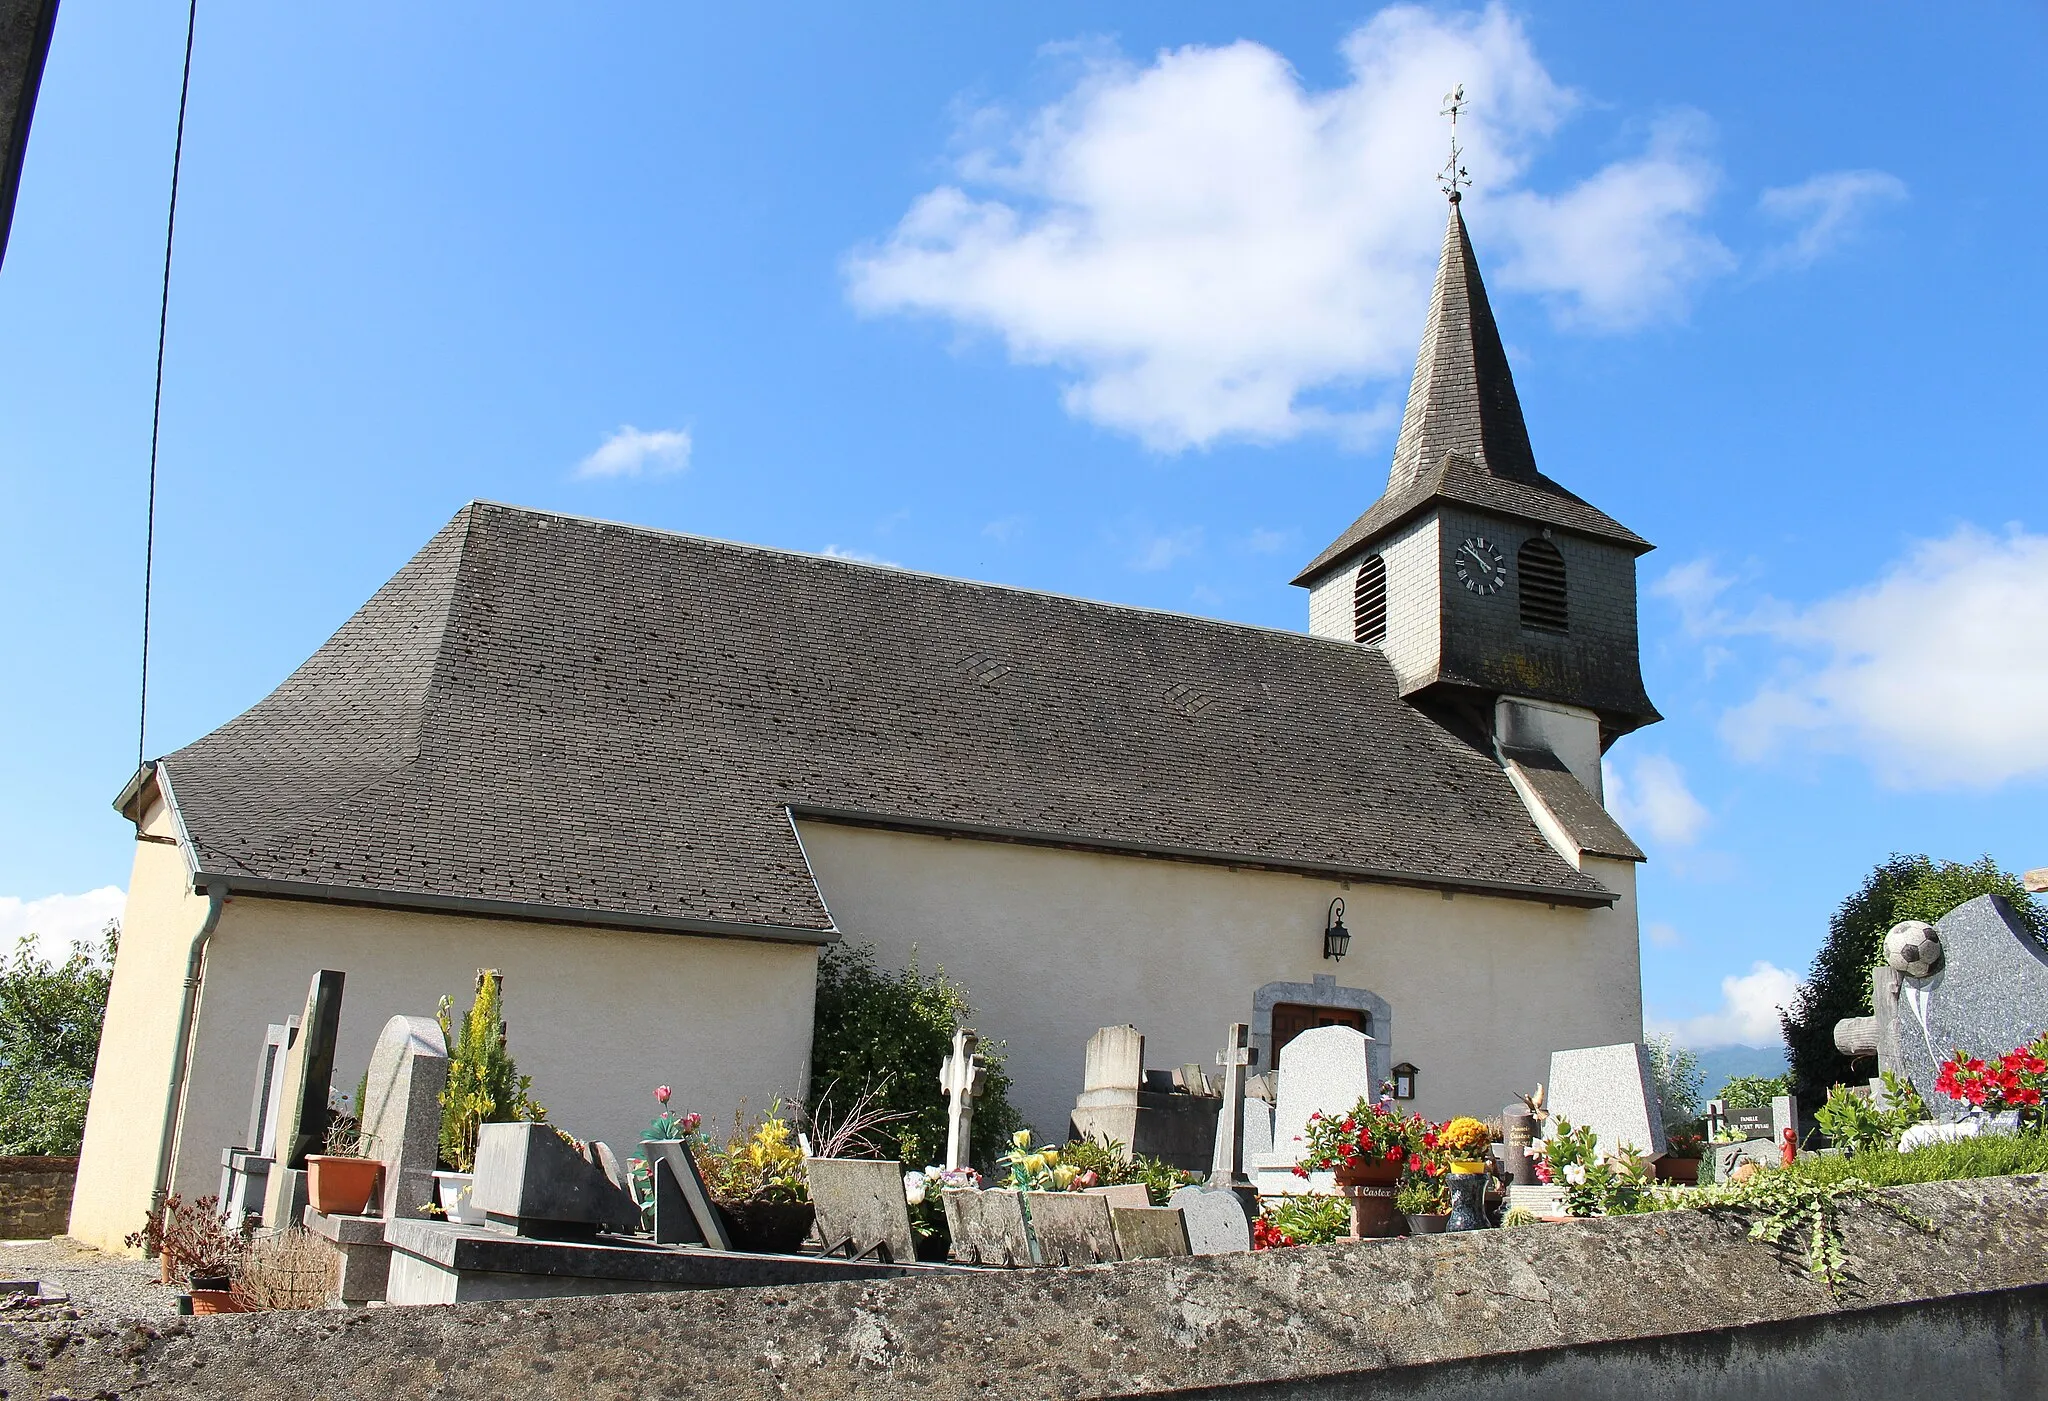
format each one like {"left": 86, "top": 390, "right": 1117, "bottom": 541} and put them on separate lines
{"left": 903, "top": 1165, "right": 981, "bottom": 1250}
{"left": 646, "top": 1085, "right": 705, "bottom": 1144}
{"left": 1437, "top": 1116, "right": 1491, "bottom": 1165}
{"left": 700, "top": 1102, "right": 809, "bottom": 1205}
{"left": 1254, "top": 1194, "right": 1349, "bottom": 1249}
{"left": 1937, "top": 1034, "right": 2048, "bottom": 1129}
{"left": 1057, "top": 1135, "right": 1193, "bottom": 1205}
{"left": 1393, "top": 1171, "right": 1449, "bottom": 1216}
{"left": 1533, "top": 1117, "right": 1655, "bottom": 1216}
{"left": 1000, "top": 1129, "right": 1081, "bottom": 1190}
{"left": 1295, "top": 1098, "right": 1432, "bottom": 1176}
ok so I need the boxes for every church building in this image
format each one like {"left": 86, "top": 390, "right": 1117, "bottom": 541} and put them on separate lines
{"left": 71, "top": 196, "right": 1658, "bottom": 1251}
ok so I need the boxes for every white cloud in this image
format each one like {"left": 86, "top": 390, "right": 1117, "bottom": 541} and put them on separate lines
{"left": 1129, "top": 528, "right": 1202, "bottom": 572}
{"left": 818, "top": 544, "right": 902, "bottom": 567}
{"left": 1649, "top": 960, "right": 1799, "bottom": 1049}
{"left": 1604, "top": 752, "right": 1710, "bottom": 847}
{"left": 1721, "top": 526, "right": 2048, "bottom": 788}
{"left": 1653, "top": 555, "right": 1740, "bottom": 638}
{"left": 0, "top": 888, "right": 124, "bottom": 964}
{"left": 1759, "top": 169, "right": 1906, "bottom": 269}
{"left": 846, "top": 5, "right": 1738, "bottom": 450}
{"left": 575, "top": 425, "right": 692, "bottom": 480}
{"left": 1645, "top": 921, "right": 1685, "bottom": 949}
{"left": 1244, "top": 527, "right": 1291, "bottom": 555}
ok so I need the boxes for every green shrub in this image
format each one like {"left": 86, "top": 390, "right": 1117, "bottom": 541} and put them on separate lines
{"left": 1058, "top": 1135, "right": 1191, "bottom": 1205}
{"left": 0, "top": 925, "right": 117, "bottom": 1156}
{"left": 1266, "top": 1194, "right": 1349, "bottom": 1246}
{"left": 1717, "top": 1073, "right": 1791, "bottom": 1109}
{"left": 1777, "top": 1133, "right": 2048, "bottom": 1190}
{"left": 808, "top": 943, "right": 1021, "bottom": 1171}
{"left": 437, "top": 971, "right": 544, "bottom": 1173}
{"left": 1812, "top": 1073, "right": 1926, "bottom": 1156}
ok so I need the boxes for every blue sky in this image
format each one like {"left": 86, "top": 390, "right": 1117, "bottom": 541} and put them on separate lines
{"left": 4, "top": 3, "right": 2044, "bottom": 1055}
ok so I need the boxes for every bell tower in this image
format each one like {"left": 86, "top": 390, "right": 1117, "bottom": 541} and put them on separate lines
{"left": 1293, "top": 189, "right": 1659, "bottom": 800}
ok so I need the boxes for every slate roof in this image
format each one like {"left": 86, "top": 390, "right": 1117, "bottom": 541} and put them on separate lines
{"left": 1294, "top": 199, "right": 1649, "bottom": 586}
{"left": 150, "top": 502, "right": 1617, "bottom": 937}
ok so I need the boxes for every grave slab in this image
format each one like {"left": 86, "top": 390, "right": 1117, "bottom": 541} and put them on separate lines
{"left": 808, "top": 1158, "right": 917, "bottom": 1263}
{"left": 472, "top": 1122, "right": 641, "bottom": 1237}
{"left": 1168, "top": 1185, "right": 1252, "bottom": 1255}
{"left": 303, "top": 1207, "right": 388, "bottom": 1307}
{"left": 1110, "top": 1205, "right": 1190, "bottom": 1259}
{"left": 1024, "top": 1192, "right": 1120, "bottom": 1266}
{"left": 641, "top": 1139, "right": 729, "bottom": 1250}
{"left": 382, "top": 1219, "right": 934, "bottom": 1305}
{"left": 1082, "top": 1183, "right": 1150, "bottom": 1210}
{"left": 942, "top": 1189, "right": 1035, "bottom": 1266}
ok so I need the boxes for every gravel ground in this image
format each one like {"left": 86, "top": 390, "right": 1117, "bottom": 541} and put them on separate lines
{"left": 0, "top": 1236, "right": 179, "bottom": 1323}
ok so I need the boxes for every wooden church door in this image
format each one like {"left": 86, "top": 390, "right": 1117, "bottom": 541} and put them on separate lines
{"left": 1269, "top": 1003, "right": 1368, "bottom": 1063}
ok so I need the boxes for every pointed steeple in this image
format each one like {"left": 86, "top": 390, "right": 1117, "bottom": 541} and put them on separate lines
{"left": 1385, "top": 196, "right": 1538, "bottom": 492}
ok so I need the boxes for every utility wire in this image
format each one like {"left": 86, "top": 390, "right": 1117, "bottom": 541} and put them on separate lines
{"left": 140, "top": 0, "right": 198, "bottom": 773}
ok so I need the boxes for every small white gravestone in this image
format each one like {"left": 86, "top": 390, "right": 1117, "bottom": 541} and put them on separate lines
{"left": 360, "top": 1014, "right": 449, "bottom": 1220}
{"left": 1168, "top": 1185, "right": 1252, "bottom": 1255}
{"left": 1267, "top": 1025, "right": 1377, "bottom": 1169}
{"left": 1546, "top": 1042, "right": 1668, "bottom": 1160}
{"left": 939, "top": 1027, "right": 985, "bottom": 1172}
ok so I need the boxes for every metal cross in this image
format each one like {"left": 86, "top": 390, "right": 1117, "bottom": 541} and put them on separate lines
{"left": 939, "top": 1026, "right": 985, "bottom": 1171}
{"left": 1439, "top": 83, "right": 1471, "bottom": 201}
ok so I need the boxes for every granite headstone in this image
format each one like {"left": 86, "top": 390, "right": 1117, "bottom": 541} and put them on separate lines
{"left": 809, "top": 1158, "right": 918, "bottom": 1263}
{"left": 1545, "top": 1042, "right": 1668, "bottom": 1160}
{"left": 261, "top": 970, "right": 345, "bottom": 1232}
{"left": 1168, "top": 1185, "right": 1252, "bottom": 1255}
{"left": 1025, "top": 1191, "right": 1121, "bottom": 1265}
{"left": 359, "top": 1014, "right": 448, "bottom": 1221}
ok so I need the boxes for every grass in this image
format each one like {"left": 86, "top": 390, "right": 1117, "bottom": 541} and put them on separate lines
{"left": 1777, "top": 1132, "right": 2048, "bottom": 1189}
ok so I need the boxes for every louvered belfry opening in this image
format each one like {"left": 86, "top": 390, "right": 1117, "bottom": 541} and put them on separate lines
{"left": 1518, "top": 537, "right": 1568, "bottom": 633}
{"left": 1353, "top": 555, "right": 1388, "bottom": 645}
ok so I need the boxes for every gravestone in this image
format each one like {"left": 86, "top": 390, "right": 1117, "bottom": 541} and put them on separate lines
{"left": 939, "top": 1027, "right": 985, "bottom": 1172}
{"left": 262, "top": 970, "right": 346, "bottom": 1232}
{"left": 1208, "top": 1022, "right": 1259, "bottom": 1193}
{"left": 218, "top": 1020, "right": 293, "bottom": 1228}
{"left": 1832, "top": 896, "right": 2048, "bottom": 1119}
{"left": 1082, "top": 1183, "right": 1150, "bottom": 1210}
{"left": 1067, "top": 1024, "right": 1221, "bottom": 1171}
{"left": 471, "top": 1122, "right": 642, "bottom": 1238}
{"left": 1501, "top": 1106, "right": 1538, "bottom": 1187}
{"left": 360, "top": 1014, "right": 449, "bottom": 1221}
{"left": 943, "top": 1189, "right": 1036, "bottom": 1266}
{"left": 1545, "top": 1042, "right": 1668, "bottom": 1160}
{"left": 1263, "top": 1025, "right": 1376, "bottom": 1174}
{"left": 641, "top": 1139, "right": 729, "bottom": 1249}
{"left": 1026, "top": 1191, "right": 1121, "bottom": 1265}
{"left": 1111, "top": 1205, "right": 1191, "bottom": 1259}
{"left": 809, "top": 1158, "right": 917, "bottom": 1263}
{"left": 1168, "top": 1185, "right": 1252, "bottom": 1255}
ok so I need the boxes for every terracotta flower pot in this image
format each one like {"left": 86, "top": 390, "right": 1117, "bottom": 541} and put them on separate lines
{"left": 188, "top": 1274, "right": 243, "bottom": 1315}
{"left": 1656, "top": 1157, "right": 1701, "bottom": 1184}
{"left": 1332, "top": 1159, "right": 1403, "bottom": 1239}
{"left": 306, "top": 1155, "right": 383, "bottom": 1216}
{"left": 717, "top": 1201, "right": 815, "bottom": 1254}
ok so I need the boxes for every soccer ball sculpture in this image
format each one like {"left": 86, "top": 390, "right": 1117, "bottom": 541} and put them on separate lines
{"left": 1884, "top": 921, "right": 1944, "bottom": 979}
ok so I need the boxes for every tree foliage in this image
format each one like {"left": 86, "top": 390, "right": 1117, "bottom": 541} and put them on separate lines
{"left": 1783, "top": 854, "right": 2045, "bottom": 1098}
{"left": 1644, "top": 1034, "right": 1703, "bottom": 1131}
{"left": 437, "top": 970, "right": 543, "bottom": 1173}
{"left": 0, "top": 923, "right": 118, "bottom": 1155}
{"left": 808, "top": 942, "right": 1021, "bottom": 1171}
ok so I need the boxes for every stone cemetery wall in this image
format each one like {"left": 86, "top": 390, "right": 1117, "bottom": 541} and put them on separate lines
{"left": 0, "top": 1157, "right": 76, "bottom": 1239}
{"left": 11, "top": 1175, "right": 2045, "bottom": 1399}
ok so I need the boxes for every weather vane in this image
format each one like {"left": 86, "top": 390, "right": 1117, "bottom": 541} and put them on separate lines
{"left": 1439, "top": 83, "right": 1470, "bottom": 201}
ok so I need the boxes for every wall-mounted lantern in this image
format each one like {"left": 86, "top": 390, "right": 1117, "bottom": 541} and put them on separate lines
{"left": 1323, "top": 898, "right": 1351, "bottom": 962}
{"left": 1391, "top": 1062, "right": 1417, "bottom": 1100}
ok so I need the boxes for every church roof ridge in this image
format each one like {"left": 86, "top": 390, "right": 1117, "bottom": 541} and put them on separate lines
{"left": 463, "top": 499, "right": 1374, "bottom": 656}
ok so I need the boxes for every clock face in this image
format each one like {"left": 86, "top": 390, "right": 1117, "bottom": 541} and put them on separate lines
{"left": 1453, "top": 536, "right": 1508, "bottom": 595}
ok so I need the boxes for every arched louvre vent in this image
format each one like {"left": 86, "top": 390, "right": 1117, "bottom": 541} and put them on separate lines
{"left": 1352, "top": 556, "right": 1388, "bottom": 645}
{"left": 1518, "top": 538, "right": 1568, "bottom": 633}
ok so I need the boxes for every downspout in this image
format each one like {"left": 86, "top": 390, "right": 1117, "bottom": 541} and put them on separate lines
{"left": 151, "top": 878, "right": 227, "bottom": 1210}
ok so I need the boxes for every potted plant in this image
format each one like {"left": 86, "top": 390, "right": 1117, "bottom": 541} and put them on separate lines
{"left": 126, "top": 1195, "right": 247, "bottom": 1313}
{"left": 701, "top": 1103, "right": 813, "bottom": 1252}
{"left": 1658, "top": 1130, "right": 1704, "bottom": 1183}
{"left": 1394, "top": 1171, "right": 1449, "bottom": 1233}
{"left": 305, "top": 1114, "right": 384, "bottom": 1217}
{"left": 434, "top": 970, "right": 545, "bottom": 1224}
{"left": 1436, "top": 1117, "right": 1493, "bottom": 1231}
{"left": 1296, "top": 1098, "right": 1430, "bottom": 1238}
{"left": 1254, "top": 1194, "right": 1349, "bottom": 1249}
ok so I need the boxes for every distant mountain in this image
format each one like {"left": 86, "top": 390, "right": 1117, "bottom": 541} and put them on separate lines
{"left": 1691, "top": 1044, "right": 1789, "bottom": 1099}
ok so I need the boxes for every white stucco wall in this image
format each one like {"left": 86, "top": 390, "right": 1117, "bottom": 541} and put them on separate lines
{"left": 796, "top": 821, "right": 1643, "bottom": 1148}
{"left": 69, "top": 799, "right": 211, "bottom": 1251}
{"left": 1305, "top": 516, "right": 1441, "bottom": 691}
{"left": 72, "top": 850, "right": 821, "bottom": 1251}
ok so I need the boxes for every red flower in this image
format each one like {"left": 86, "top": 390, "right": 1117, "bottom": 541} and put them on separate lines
{"left": 1406, "top": 1153, "right": 1423, "bottom": 1172}
{"left": 1421, "top": 1130, "right": 1438, "bottom": 1149}
{"left": 1384, "top": 1146, "right": 1403, "bottom": 1162}
{"left": 1293, "top": 1165, "right": 1310, "bottom": 1179}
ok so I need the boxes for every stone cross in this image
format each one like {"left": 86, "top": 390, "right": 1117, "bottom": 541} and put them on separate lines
{"left": 262, "top": 969, "right": 345, "bottom": 1229}
{"left": 1208, "top": 1022, "right": 1258, "bottom": 1188}
{"left": 940, "top": 1027, "right": 985, "bottom": 1171}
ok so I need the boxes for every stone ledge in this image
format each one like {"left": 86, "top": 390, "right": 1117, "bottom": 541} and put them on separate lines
{"left": 302, "top": 1210, "right": 388, "bottom": 1247}
{"left": 6, "top": 1175, "right": 2046, "bottom": 1400}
